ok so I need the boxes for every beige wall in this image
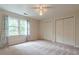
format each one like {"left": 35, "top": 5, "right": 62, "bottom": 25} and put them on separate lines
{"left": 39, "top": 18, "right": 55, "bottom": 42}
{"left": 28, "top": 18, "right": 40, "bottom": 41}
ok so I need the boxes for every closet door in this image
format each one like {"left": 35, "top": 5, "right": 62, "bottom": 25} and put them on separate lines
{"left": 56, "top": 20, "right": 64, "bottom": 43}
{"left": 63, "top": 17, "right": 74, "bottom": 46}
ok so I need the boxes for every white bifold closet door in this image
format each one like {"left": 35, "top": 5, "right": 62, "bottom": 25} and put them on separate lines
{"left": 56, "top": 20, "right": 64, "bottom": 43}
{"left": 56, "top": 17, "right": 75, "bottom": 46}
{"left": 63, "top": 18, "right": 74, "bottom": 45}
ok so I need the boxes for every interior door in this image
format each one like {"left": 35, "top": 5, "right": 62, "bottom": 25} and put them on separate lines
{"left": 56, "top": 20, "right": 64, "bottom": 43}
{"left": 63, "top": 17, "right": 74, "bottom": 46}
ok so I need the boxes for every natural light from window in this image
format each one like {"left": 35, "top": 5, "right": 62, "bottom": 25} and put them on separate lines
{"left": 7, "top": 17, "right": 30, "bottom": 36}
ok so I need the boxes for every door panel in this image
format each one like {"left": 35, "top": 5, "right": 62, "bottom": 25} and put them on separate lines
{"left": 56, "top": 20, "right": 64, "bottom": 43}
{"left": 63, "top": 18, "right": 74, "bottom": 46}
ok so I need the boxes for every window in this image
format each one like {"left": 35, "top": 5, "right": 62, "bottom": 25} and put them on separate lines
{"left": 7, "top": 16, "right": 30, "bottom": 36}
{"left": 19, "top": 20, "right": 28, "bottom": 35}
{"left": 27, "top": 22, "right": 30, "bottom": 35}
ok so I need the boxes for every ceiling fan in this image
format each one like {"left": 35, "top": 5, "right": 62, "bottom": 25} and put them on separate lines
{"left": 32, "top": 4, "right": 52, "bottom": 16}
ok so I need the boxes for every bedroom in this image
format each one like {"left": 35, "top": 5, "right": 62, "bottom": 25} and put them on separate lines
{"left": 0, "top": 4, "right": 79, "bottom": 55}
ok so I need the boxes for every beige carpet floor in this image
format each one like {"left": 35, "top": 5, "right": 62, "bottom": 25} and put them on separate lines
{"left": 0, "top": 40, "right": 79, "bottom": 55}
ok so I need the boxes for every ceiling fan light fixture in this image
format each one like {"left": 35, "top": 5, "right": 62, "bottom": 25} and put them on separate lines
{"left": 33, "top": 4, "right": 50, "bottom": 16}
{"left": 39, "top": 10, "right": 43, "bottom": 16}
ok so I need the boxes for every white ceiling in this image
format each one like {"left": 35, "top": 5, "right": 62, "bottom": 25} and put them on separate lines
{"left": 0, "top": 4, "right": 79, "bottom": 20}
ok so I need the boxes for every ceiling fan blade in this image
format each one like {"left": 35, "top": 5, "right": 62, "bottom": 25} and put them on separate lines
{"left": 31, "top": 7, "right": 52, "bottom": 9}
